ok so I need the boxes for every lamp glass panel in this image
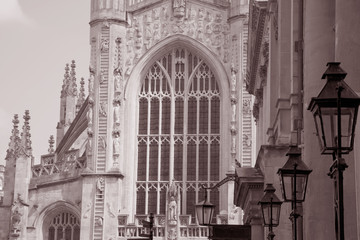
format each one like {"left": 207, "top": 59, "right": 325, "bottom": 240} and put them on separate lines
{"left": 204, "top": 205, "right": 214, "bottom": 225}
{"left": 272, "top": 204, "right": 281, "bottom": 226}
{"left": 281, "top": 173, "right": 308, "bottom": 202}
{"left": 261, "top": 203, "right": 281, "bottom": 227}
{"left": 195, "top": 205, "right": 204, "bottom": 225}
{"left": 261, "top": 203, "right": 271, "bottom": 226}
{"left": 319, "top": 106, "right": 355, "bottom": 150}
{"left": 195, "top": 204, "right": 214, "bottom": 225}
{"left": 313, "top": 111, "right": 325, "bottom": 150}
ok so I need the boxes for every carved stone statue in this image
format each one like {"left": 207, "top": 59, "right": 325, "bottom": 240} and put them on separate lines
{"left": 114, "top": 66, "right": 124, "bottom": 94}
{"left": 113, "top": 104, "right": 121, "bottom": 130}
{"left": 168, "top": 196, "right": 177, "bottom": 221}
{"left": 87, "top": 107, "right": 93, "bottom": 125}
{"left": 113, "top": 132, "right": 121, "bottom": 156}
{"left": 167, "top": 181, "right": 178, "bottom": 226}
{"left": 101, "top": 38, "right": 109, "bottom": 52}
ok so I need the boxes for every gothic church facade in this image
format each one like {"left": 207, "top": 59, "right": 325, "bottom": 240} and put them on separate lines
{"left": 0, "top": 1, "right": 252, "bottom": 239}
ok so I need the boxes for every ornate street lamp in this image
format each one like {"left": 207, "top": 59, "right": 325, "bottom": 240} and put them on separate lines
{"left": 258, "top": 184, "right": 282, "bottom": 240}
{"left": 195, "top": 188, "right": 215, "bottom": 226}
{"left": 308, "top": 62, "right": 360, "bottom": 240}
{"left": 195, "top": 175, "right": 236, "bottom": 226}
{"left": 277, "top": 146, "right": 312, "bottom": 240}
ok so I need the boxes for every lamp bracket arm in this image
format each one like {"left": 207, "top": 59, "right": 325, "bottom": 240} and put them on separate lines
{"left": 201, "top": 174, "right": 236, "bottom": 190}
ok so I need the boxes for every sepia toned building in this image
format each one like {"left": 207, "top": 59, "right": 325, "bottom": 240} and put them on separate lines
{"left": 235, "top": 0, "right": 360, "bottom": 239}
{"left": 0, "top": 1, "right": 255, "bottom": 240}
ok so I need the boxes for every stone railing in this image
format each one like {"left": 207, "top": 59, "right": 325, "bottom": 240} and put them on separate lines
{"left": 31, "top": 149, "right": 86, "bottom": 178}
{"left": 118, "top": 214, "right": 209, "bottom": 239}
{"left": 127, "top": 0, "right": 231, "bottom": 8}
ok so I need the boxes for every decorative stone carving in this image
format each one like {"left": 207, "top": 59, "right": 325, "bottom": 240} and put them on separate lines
{"left": 230, "top": 64, "right": 238, "bottom": 92}
{"left": 89, "top": 66, "right": 95, "bottom": 103}
{"left": 87, "top": 106, "right": 93, "bottom": 126}
{"left": 173, "top": 0, "right": 186, "bottom": 18}
{"left": 113, "top": 101, "right": 121, "bottom": 128}
{"left": 96, "top": 177, "right": 105, "bottom": 192}
{"left": 118, "top": 215, "right": 128, "bottom": 225}
{"left": 99, "top": 102, "right": 107, "bottom": 117}
{"left": 96, "top": 216, "right": 103, "bottom": 226}
{"left": 107, "top": 202, "right": 116, "bottom": 218}
{"left": 113, "top": 131, "right": 121, "bottom": 163}
{"left": 100, "top": 38, "right": 109, "bottom": 52}
{"left": 100, "top": 69, "right": 107, "bottom": 84}
{"left": 48, "top": 135, "right": 55, "bottom": 154}
{"left": 166, "top": 181, "right": 180, "bottom": 240}
{"left": 125, "top": 4, "right": 229, "bottom": 74}
{"left": 99, "top": 136, "right": 107, "bottom": 150}
{"left": 10, "top": 194, "right": 29, "bottom": 237}
{"left": 86, "top": 129, "right": 93, "bottom": 157}
{"left": 243, "top": 134, "right": 252, "bottom": 147}
{"left": 243, "top": 99, "right": 252, "bottom": 115}
{"left": 83, "top": 201, "right": 92, "bottom": 219}
{"left": 114, "top": 66, "right": 124, "bottom": 94}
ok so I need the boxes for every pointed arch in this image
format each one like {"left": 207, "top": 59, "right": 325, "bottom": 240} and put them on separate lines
{"left": 125, "top": 34, "right": 230, "bottom": 100}
{"left": 122, "top": 35, "right": 232, "bottom": 220}
{"left": 33, "top": 201, "right": 81, "bottom": 240}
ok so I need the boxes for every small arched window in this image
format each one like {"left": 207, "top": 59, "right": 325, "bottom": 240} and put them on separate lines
{"left": 47, "top": 212, "right": 80, "bottom": 240}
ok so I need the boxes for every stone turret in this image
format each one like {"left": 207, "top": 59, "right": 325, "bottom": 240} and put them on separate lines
{"left": 5, "top": 111, "right": 33, "bottom": 240}
{"left": 0, "top": 115, "right": 21, "bottom": 239}
{"left": 80, "top": 2, "right": 127, "bottom": 239}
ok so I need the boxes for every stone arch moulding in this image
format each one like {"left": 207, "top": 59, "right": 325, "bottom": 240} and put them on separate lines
{"left": 32, "top": 200, "right": 81, "bottom": 239}
{"left": 125, "top": 34, "right": 230, "bottom": 99}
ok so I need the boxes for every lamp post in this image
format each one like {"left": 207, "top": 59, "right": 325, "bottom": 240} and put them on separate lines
{"left": 277, "top": 146, "right": 312, "bottom": 240}
{"left": 195, "top": 188, "right": 215, "bottom": 226}
{"left": 195, "top": 174, "right": 235, "bottom": 226}
{"left": 308, "top": 62, "right": 360, "bottom": 240}
{"left": 258, "top": 184, "right": 282, "bottom": 240}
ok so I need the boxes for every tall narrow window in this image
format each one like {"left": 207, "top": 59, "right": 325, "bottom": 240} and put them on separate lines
{"left": 137, "top": 48, "right": 221, "bottom": 223}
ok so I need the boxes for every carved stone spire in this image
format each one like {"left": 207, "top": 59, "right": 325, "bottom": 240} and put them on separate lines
{"left": 5, "top": 114, "right": 21, "bottom": 160}
{"left": 19, "top": 110, "right": 32, "bottom": 158}
{"left": 70, "top": 60, "right": 78, "bottom": 96}
{"left": 61, "top": 61, "right": 77, "bottom": 98}
{"left": 61, "top": 63, "right": 70, "bottom": 97}
{"left": 76, "top": 77, "right": 86, "bottom": 113}
{"left": 48, "top": 135, "right": 55, "bottom": 154}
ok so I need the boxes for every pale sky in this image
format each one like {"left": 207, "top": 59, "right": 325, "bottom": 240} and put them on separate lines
{"left": 0, "top": 0, "right": 90, "bottom": 164}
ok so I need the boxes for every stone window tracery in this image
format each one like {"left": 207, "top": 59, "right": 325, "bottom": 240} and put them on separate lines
{"left": 137, "top": 48, "right": 220, "bottom": 223}
{"left": 47, "top": 212, "right": 80, "bottom": 240}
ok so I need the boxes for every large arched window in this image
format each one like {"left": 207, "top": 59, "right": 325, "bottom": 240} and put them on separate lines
{"left": 137, "top": 48, "right": 220, "bottom": 222}
{"left": 47, "top": 212, "right": 80, "bottom": 240}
